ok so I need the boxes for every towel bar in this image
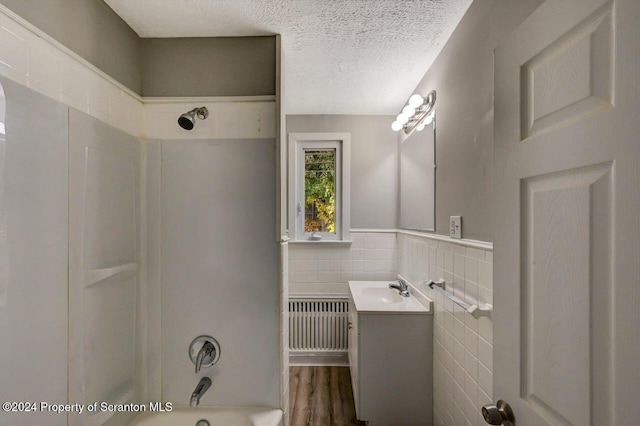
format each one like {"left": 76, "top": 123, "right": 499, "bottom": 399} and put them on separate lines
{"left": 425, "top": 279, "right": 492, "bottom": 319}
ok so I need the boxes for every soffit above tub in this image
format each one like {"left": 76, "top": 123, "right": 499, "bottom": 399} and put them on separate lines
{"left": 104, "top": 0, "right": 472, "bottom": 115}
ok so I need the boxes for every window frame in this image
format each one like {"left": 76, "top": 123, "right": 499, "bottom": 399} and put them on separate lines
{"left": 288, "top": 132, "right": 351, "bottom": 242}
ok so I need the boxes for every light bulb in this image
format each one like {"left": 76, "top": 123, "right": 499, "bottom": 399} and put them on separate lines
{"left": 424, "top": 113, "right": 433, "bottom": 125}
{"left": 408, "top": 94, "right": 424, "bottom": 108}
{"left": 416, "top": 122, "right": 425, "bottom": 132}
{"left": 397, "top": 114, "right": 409, "bottom": 125}
{"left": 402, "top": 105, "right": 415, "bottom": 116}
{"left": 391, "top": 120, "right": 402, "bottom": 131}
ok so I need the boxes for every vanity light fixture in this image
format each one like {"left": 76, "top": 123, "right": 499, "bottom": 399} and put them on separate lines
{"left": 391, "top": 90, "right": 436, "bottom": 134}
{"left": 416, "top": 111, "right": 434, "bottom": 131}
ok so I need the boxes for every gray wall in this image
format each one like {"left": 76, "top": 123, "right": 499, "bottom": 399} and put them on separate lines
{"left": 141, "top": 37, "right": 276, "bottom": 97}
{"left": 404, "top": 0, "right": 543, "bottom": 242}
{"left": 0, "top": 0, "right": 142, "bottom": 92}
{"left": 0, "top": 3, "right": 277, "bottom": 97}
{"left": 287, "top": 115, "right": 398, "bottom": 230}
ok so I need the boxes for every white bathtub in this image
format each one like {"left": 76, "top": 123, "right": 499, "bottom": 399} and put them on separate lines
{"left": 129, "top": 406, "right": 283, "bottom": 426}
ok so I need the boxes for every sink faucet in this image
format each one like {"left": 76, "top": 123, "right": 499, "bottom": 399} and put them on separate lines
{"left": 190, "top": 377, "right": 212, "bottom": 407}
{"left": 389, "top": 279, "right": 410, "bottom": 297}
{"left": 195, "top": 341, "right": 215, "bottom": 374}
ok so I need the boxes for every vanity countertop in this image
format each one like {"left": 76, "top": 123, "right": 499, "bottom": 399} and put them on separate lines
{"left": 348, "top": 280, "right": 432, "bottom": 314}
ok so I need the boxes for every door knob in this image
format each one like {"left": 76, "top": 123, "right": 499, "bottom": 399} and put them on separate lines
{"left": 482, "top": 400, "right": 515, "bottom": 425}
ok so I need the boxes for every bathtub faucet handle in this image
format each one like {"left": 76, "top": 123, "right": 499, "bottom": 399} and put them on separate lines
{"left": 189, "top": 336, "right": 221, "bottom": 374}
{"left": 195, "top": 341, "right": 215, "bottom": 374}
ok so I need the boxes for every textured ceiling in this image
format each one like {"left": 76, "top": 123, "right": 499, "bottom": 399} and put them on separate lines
{"left": 104, "top": 0, "right": 472, "bottom": 114}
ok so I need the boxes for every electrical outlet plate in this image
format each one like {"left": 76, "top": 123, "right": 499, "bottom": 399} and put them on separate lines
{"left": 450, "top": 216, "right": 462, "bottom": 239}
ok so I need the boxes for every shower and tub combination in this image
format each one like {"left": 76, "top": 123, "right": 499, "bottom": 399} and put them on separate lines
{"left": 126, "top": 107, "right": 283, "bottom": 425}
{"left": 0, "top": 70, "right": 282, "bottom": 426}
{"left": 128, "top": 335, "right": 282, "bottom": 425}
{"left": 123, "top": 107, "right": 283, "bottom": 426}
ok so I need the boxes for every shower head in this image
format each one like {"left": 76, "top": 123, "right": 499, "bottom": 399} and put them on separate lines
{"left": 178, "top": 107, "right": 209, "bottom": 130}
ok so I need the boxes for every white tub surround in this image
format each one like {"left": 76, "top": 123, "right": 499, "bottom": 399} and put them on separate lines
{"left": 68, "top": 110, "right": 143, "bottom": 426}
{"left": 129, "top": 406, "right": 283, "bottom": 426}
{"left": 142, "top": 97, "right": 275, "bottom": 140}
{"left": 160, "top": 138, "right": 280, "bottom": 408}
{"left": 0, "top": 78, "right": 69, "bottom": 426}
{"left": 0, "top": 3, "right": 285, "bottom": 423}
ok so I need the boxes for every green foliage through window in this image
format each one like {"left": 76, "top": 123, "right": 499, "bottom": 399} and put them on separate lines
{"left": 304, "top": 149, "right": 336, "bottom": 233}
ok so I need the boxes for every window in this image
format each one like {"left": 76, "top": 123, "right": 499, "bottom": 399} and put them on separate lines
{"left": 303, "top": 149, "right": 336, "bottom": 233}
{"left": 288, "top": 133, "right": 350, "bottom": 241}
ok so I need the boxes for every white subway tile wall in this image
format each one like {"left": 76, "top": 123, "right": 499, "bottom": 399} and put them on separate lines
{"left": 288, "top": 232, "right": 397, "bottom": 295}
{"left": 397, "top": 233, "right": 493, "bottom": 426}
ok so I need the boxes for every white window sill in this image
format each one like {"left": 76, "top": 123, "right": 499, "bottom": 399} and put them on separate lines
{"left": 289, "top": 240, "right": 353, "bottom": 245}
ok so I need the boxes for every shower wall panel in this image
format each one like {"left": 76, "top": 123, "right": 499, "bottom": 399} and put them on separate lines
{"left": 0, "top": 77, "right": 68, "bottom": 426}
{"left": 142, "top": 140, "right": 162, "bottom": 403}
{"left": 161, "top": 138, "right": 280, "bottom": 407}
{"left": 68, "top": 109, "right": 142, "bottom": 426}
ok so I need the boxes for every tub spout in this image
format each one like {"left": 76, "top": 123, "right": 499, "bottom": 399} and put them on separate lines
{"left": 190, "top": 377, "right": 212, "bottom": 407}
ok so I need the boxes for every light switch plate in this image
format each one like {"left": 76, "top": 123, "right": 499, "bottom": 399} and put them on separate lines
{"left": 450, "top": 216, "right": 462, "bottom": 239}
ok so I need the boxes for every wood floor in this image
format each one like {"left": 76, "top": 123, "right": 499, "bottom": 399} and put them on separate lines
{"left": 289, "top": 366, "right": 366, "bottom": 426}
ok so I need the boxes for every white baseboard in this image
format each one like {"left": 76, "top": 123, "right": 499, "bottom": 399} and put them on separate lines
{"left": 289, "top": 353, "right": 349, "bottom": 366}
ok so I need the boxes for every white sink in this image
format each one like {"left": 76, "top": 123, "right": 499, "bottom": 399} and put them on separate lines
{"left": 361, "top": 287, "right": 405, "bottom": 304}
{"left": 348, "top": 281, "right": 431, "bottom": 313}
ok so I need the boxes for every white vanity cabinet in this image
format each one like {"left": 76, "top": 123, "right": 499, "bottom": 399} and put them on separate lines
{"left": 348, "top": 281, "right": 433, "bottom": 426}
{"left": 347, "top": 296, "right": 360, "bottom": 412}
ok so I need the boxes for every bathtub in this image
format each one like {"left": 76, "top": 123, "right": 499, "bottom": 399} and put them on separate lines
{"left": 129, "top": 406, "right": 283, "bottom": 426}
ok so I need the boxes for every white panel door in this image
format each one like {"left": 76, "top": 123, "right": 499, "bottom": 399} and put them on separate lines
{"left": 493, "top": 0, "right": 639, "bottom": 424}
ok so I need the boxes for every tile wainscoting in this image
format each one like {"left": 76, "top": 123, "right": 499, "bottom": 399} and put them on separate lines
{"left": 287, "top": 230, "right": 494, "bottom": 425}
{"left": 397, "top": 232, "right": 493, "bottom": 426}
{"left": 288, "top": 232, "right": 397, "bottom": 296}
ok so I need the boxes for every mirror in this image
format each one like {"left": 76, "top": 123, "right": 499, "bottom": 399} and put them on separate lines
{"left": 400, "top": 113, "right": 435, "bottom": 231}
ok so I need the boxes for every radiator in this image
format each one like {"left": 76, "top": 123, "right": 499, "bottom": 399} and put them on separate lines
{"left": 288, "top": 298, "right": 349, "bottom": 353}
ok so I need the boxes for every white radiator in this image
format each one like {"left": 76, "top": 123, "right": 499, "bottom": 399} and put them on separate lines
{"left": 288, "top": 298, "right": 349, "bottom": 353}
